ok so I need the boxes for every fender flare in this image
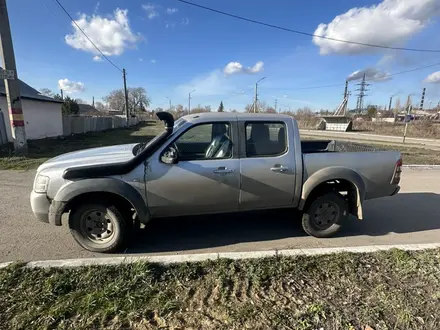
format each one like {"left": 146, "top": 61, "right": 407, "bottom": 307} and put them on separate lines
{"left": 299, "top": 167, "right": 366, "bottom": 219}
{"left": 53, "top": 178, "right": 150, "bottom": 224}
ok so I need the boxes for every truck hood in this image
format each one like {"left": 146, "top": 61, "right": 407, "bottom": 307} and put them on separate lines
{"left": 37, "top": 144, "right": 137, "bottom": 173}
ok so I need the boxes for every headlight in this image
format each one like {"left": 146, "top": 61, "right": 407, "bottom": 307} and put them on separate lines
{"left": 34, "top": 175, "right": 50, "bottom": 193}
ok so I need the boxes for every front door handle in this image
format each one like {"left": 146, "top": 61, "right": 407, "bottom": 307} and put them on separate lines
{"left": 214, "top": 166, "right": 235, "bottom": 174}
{"left": 270, "top": 165, "right": 289, "bottom": 172}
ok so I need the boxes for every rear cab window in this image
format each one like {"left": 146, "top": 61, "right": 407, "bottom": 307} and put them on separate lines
{"left": 245, "top": 121, "right": 287, "bottom": 157}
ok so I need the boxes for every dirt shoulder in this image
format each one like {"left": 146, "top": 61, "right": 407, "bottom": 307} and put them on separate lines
{"left": 1, "top": 249, "right": 439, "bottom": 330}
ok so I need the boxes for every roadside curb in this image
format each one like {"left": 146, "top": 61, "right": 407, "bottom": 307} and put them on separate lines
{"left": 403, "top": 165, "right": 440, "bottom": 169}
{"left": 2, "top": 243, "right": 440, "bottom": 269}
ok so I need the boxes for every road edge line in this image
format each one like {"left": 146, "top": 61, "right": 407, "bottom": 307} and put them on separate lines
{"left": 1, "top": 243, "right": 440, "bottom": 269}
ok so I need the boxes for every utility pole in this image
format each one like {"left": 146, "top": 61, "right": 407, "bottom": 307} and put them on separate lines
{"left": 122, "top": 68, "right": 129, "bottom": 125}
{"left": 274, "top": 97, "right": 278, "bottom": 113}
{"left": 60, "top": 89, "right": 64, "bottom": 100}
{"left": 188, "top": 89, "right": 195, "bottom": 114}
{"left": 403, "top": 95, "right": 412, "bottom": 143}
{"left": 0, "top": 0, "right": 27, "bottom": 155}
{"left": 355, "top": 74, "right": 370, "bottom": 114}
{"left": 165, "top": 96, "right": 172, "bottom": 112}
{"left": 92, "top": 96, "right": 95, "bottom": 108}
{"left": 388, "top": 96, "right": 393, "bottom": 111}
{"left": 254, "top": 77, "right": 266, "bottom": 113}
{"left": 419, "top": 87, "right": 426, "bottom": 110}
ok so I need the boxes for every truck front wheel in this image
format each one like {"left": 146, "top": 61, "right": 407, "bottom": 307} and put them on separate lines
{"left": 68, "top": 203, "right": 130, "bottom": 253}
{"left": 302, "top": 192, "right": 348, "bottom": 238}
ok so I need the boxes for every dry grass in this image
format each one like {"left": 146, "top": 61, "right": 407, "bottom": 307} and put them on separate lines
{"left": 1, "top": 249, "right": 440, "bottom": 330}
{"left": 0, "top": 121, "right": 162, "bottom": 170}
{"left": 352, "top": 121, "right": 440, "bottom": 139}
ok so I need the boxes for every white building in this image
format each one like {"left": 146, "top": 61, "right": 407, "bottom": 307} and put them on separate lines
{"left": 0, "top": 79, "right": 63, "bottom": 143}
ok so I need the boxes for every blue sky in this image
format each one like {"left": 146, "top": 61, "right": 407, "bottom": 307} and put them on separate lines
{"left": 6, "top": 0, "right": 440, "bottom": 111}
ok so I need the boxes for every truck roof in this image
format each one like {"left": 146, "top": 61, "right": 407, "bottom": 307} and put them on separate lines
{"left": 180, "top": 112, "right": 294, "bottom": 123}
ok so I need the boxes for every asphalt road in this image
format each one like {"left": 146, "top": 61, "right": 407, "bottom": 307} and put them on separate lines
{"left": 300, "top": 129, "right": 440, "bottom": 150}
{"left": 1, "top": 168, "right": 440, "bottom": 263}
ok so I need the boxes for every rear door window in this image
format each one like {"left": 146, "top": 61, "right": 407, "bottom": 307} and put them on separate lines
{"left": 245, "top": 122, "right": 287, "bottom": 157}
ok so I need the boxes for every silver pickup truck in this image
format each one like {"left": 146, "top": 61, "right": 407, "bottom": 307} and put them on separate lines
{"left": 30, "top": 112, "right": 402, "bottom": 253}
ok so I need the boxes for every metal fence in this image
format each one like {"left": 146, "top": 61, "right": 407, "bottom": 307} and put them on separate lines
{"left": 62, "top": 115, "right": 141, "bottom": 136}
{"left": 0, "top": 111, "right": 8, "bottom": 145}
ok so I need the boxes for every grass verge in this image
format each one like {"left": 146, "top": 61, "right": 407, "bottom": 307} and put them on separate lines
{"left": 0, "top": 121, "right": 162, "bottom": 170}
{"left": 1, "top": 249, "right": 440, "bottom": 329}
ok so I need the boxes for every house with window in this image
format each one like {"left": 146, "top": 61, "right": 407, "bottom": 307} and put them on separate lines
{"left": 0, "top": 79, "right": 63, "bottom": 144}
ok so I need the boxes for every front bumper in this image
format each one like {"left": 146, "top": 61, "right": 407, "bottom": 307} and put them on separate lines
{"left": 30, "top": 191, "right": 66, "bottom": 226}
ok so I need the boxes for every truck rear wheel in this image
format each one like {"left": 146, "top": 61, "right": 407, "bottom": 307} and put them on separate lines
{"left": 302, "top": 192, "right": 348, "bottom": 238}
{"left": 68, "top": 203, "right": 130, "bottom": 253}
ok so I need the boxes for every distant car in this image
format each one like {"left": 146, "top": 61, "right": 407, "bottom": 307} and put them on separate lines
{"left": 30, "top": 112, "right": 402, "bottom": 253}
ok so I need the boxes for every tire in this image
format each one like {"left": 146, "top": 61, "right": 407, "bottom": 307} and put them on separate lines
{"left": 69, "top": 203, "right": 130, "bottom": 253}
{"left": 302, "top": 192, "right": 348, "bottom": 238}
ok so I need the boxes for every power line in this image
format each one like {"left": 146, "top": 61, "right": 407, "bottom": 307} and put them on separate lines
{"left": 365, "top": 61, "right": 440, "bottom": 82}
{"left": 52, "top": 0, "right": 123, "bottom": 72}
{"left": 265, "top": 83, "right": 345, "bottom": 92}
{"left": 268, "top": 60, "right": 440, "bottom": 91}
{"left": 175, "top": 0, "right": 440, "bottom": 53}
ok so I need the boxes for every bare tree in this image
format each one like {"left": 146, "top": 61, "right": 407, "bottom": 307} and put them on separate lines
{"left": 103, "top": 87, "right": 151, "bottom": 114}
{"left": 245, "top": 104, "right": 254, "bottom": 113}
{"left": 190, "top": 104, "right": 211, "bottom": 113}
{"left": 39, "top": 88, "right": 54, "bottom": 97}
{"left": 95, "top": 102, "right": 107, "bottom": 111}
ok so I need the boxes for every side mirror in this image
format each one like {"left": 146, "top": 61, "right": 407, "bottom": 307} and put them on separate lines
{"left": 161, "top": 147, "right": 178, "bottom": 164}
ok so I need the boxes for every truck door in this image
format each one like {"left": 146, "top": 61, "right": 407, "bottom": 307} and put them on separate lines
{"left": 146, "top": 121, "right": 240, "bottom": 217}
{"left": 239, "top": 120, "right": 296, "bottom": 210}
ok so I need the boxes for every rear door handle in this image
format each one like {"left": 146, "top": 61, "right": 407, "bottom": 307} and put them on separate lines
{"left": 270, "top": 165, "right": 289, "bottom": 172}
{"left": 214, "top": 167, "right": 235, "bottom": 174}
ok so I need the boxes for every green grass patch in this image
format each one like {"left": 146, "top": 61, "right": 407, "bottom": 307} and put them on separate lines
{"left": 0, "top": 121, "right": 163, "bottom": 170}
{"left": 2, "top": 249, "right": 440, "bottom": 329}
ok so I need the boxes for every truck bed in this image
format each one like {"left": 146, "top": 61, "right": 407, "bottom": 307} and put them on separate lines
{"left": 301, "top": 140, "right": 401, "bottom": 200}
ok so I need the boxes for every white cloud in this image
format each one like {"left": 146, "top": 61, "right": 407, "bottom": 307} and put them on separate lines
{"left": 224, "top": 62, "right": 243, "bottom": 75}
{"left": 347, "top": 68, "right": 391, "bottom": 82}
{"left": 248, "top": 61, "right": 264, "bottom": 73}
{"left": 142, "top": 4, "right": 159, "bottom": 19}
{"left": 150, "top": 59, "right": 157, "bottom": 64}
{"left": 175, "top": 70, "right": 236, "bottom": 97}
{"left": 165, "top": 22, "right": 176, "bottom": 29}
{"left": 167, "top": 8, "right": 178, "bottom": 14}
{"left": 424, "top": 71, "right": 440, "bottom": 83}
{"left": 313, "top": 0, "right": 440, "bottom": 55}
{"left": 138, "top": 58, "right": 144, "bottom": 62}
{"left": 58, "top": 79, "right": 85, "bottom": 94}
{"left": 181, "top": 17, "right": 190, "bottom": 25}
{"left": 65, "top": 8, "right": 139, "bottom": 56}
{"left": 223, "top": 61, "right": 264, "bottom": 75}
{"left": 347, "top": 68, "right": 390, "bottom": 81}
{"left": 93, "top": 55, "right": 102, "bottom": 62}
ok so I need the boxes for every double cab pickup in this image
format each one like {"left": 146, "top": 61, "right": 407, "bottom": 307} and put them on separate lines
{"left": 31, "top": 112, "right": 402, "bottom": 252}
